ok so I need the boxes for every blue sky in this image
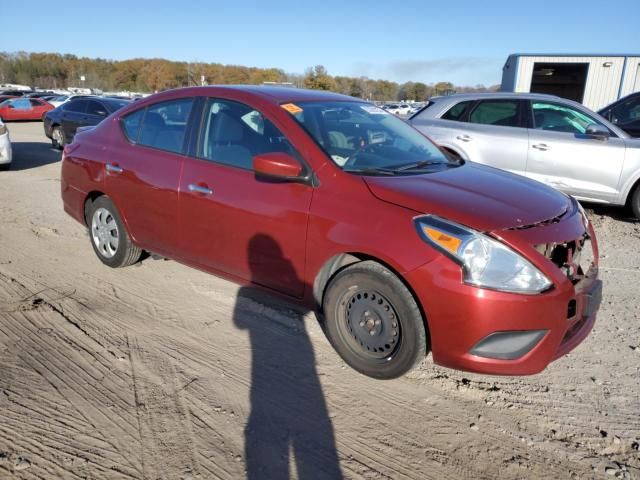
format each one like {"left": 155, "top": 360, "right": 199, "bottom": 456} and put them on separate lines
{"left": 2, "top": 0, "right": 638, "bottom": 86}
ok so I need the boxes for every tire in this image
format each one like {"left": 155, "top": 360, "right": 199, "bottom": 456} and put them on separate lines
{"left": 51, "top": 126, "right": 64, "bottom": 150}
{"left": 0, "top": 163, "right": 10, "bottom": 171}
{"left": 322, "top": 260, "right": 428, "bottom": 379}
{"left": 631, "top": 185, "right": 640, "bottom": 220}
{"left": 86, "top": 196, "right": 142, "bottom": 268}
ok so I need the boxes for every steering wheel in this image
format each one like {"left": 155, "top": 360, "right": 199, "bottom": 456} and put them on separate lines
{"left": 344, "top": 142, "right": 381, "bottom": 168}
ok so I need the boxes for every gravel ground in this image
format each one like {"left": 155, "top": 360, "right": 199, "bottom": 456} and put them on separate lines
{"left": 0, "top": 121, "right": 638, "bottom": 479}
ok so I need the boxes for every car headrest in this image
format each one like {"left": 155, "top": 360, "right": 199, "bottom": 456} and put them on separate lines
{"left": 212, "top": 111, "right": 244, "bottom": 143}
{"left": 144, "top": 111, "right": 166, "bottom": 128}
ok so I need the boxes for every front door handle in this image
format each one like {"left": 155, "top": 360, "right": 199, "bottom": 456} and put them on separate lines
{"left": 105, "top": 164, "right": 123, "bottom": 174}
{"left": 456, "top": 134, "right": 472, "bottom": 142}
{"left": 188, "top": 183, "right": 213, "bottom": 195}
{"left": 532, "top": 143, "right": 550, "bottom": 151}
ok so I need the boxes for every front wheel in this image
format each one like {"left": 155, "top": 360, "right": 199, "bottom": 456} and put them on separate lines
{"left": 87, "top": 196, "right": 142, "bottom": 268}
{"left": 322, "top": 261, "right": 428, "bottom": 379}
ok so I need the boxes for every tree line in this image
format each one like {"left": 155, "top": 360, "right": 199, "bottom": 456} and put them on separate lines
{"left": 0, "top": 52, "right": 499, "bottom": 100}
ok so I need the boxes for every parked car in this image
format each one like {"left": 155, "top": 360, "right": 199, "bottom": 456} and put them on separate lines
{"left": 0, "top": 97, "right": 53, "bottom": 122}
{"left": 0, "top": 118, "right": 12, "bottom": 170}
{"left": 384, "top": 103, "right": 412, "bottom": 115}
{"left": 44, "top": 96, "right": 130, "bottom": 148}
{"left": 598, "top": 92, "right": 640, "bottom": 138}
{"left": 0, "top": 95, "right": 18, "bottom": 104}
{"left": 0, "top": 90, "right": 28, "bottom": 97}
{"left": 61, "top": 86, "right": 602, "bottom": 379}
{"left": 409, "top": 92, "right": 640, "bottom": 219}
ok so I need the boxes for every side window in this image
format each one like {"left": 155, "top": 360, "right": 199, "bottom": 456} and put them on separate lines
{"left": 532, "top": 102, "right": 601, "bottom": 134}
{"left": 29, "top": 99, "right": 42, "bottom": 107}
{"left": 198, "top": 98, "right": 296, "bottom": 170}
{"left": 138, "top": 98, "right": 193, "bottom": 154}
{"left": 85, "top": 100, "right": 108, "bottom": 117}
{"left": 441, "top": 101, "right": 472, "bottom": 121}
{"left": 469, "top": 100, "right": 521, "bottom": 127}
{"left": 611, "top": 98, "right": 640, "bottom": 125}
{"left": 121, "top": 108, "right": 145, "bottom": 142}
{"left": 66, "top": 100, "right": 87, "bottom": 113}
{"left": 13, "top": 99, "right": 31, "bottom": 110}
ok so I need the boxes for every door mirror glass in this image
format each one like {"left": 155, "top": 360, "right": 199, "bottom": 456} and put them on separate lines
{"left": 253, "top": 152, "right": 303, "bottom": 180}
{"left": 585, "top": 124, "right": 610, "bottom": 139}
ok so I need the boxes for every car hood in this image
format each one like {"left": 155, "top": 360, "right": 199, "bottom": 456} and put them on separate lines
{"left": 364, "top": 162, "right": 572, "bottom": 232}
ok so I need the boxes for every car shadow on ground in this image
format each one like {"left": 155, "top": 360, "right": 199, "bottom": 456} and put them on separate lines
{"left": 582, "top": 202, "right": 638, "bottom": 224}
{"left": 9, "top": 141, "right": 61, "bottom": 171}
{"left": 232, "top": 234, "right": 343, "bottom": 479}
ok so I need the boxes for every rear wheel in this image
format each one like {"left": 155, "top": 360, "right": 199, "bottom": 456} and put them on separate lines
{"left": 0, "top": 164, "right": 10, "bottom": 171}
{"left": 86, "top": 196, "right": 142, "bottom": 268}
{"left": 631, "top": 185, "right": 640, "bottom": 220}
{"left": 322, "top": 261, "right": 428, "bottom": 379}
{"left": 51, "top": 126, "right": 64, "bottom": 150}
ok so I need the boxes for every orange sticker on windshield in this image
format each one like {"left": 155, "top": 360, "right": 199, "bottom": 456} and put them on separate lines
{"left": 281, "top": 103, "right": 303, "bottom": 114}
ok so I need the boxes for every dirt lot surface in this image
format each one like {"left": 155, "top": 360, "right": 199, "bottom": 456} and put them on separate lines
{"left": 1, "top": 122, "right": 639, "bottom": 479}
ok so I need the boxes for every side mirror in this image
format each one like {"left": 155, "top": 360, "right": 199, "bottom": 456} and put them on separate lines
{"left": 7, "top": 104, "right": 14, "bottom": 109}
{"left": 253, "top": 152, "right": 304, "bottom": 181}
{"left": 585, "top": 124, "right": 610, "bottom": 140}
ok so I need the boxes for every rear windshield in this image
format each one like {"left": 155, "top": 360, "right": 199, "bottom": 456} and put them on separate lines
{"left": 285, "top": 101, "right": 451, "bottom": 174}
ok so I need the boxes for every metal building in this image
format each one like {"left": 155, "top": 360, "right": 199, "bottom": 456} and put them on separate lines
{"left": 501, "top": 54, "right": 640, "bottom": 111}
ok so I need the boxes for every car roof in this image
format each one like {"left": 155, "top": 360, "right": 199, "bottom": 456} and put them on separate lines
{"left": 156, "top": 85, "right": 360, "bottom": 104}
{"left": 431, "top": 92, "right": 562, "bottom": 102}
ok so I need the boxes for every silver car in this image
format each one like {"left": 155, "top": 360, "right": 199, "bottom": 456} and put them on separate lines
{"left": 409, "top": 92, "right": 640, "bottom": 219}
{"left": 0, "top": 118, "right": 11, "bottom": 170}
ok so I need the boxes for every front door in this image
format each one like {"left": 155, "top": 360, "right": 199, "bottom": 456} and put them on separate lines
{"left": 526, "top": 100, "right": 626, "bottom": 202}
{"left": 179, "top": 98, "right": 312, "bottom": 298}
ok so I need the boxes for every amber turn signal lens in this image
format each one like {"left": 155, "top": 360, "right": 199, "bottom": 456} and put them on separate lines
{"left": 422, "top": 226, "right": 462, "bottom": 254}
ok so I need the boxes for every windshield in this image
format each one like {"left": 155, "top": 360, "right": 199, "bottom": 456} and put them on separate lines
{"left": 286, "top": 101, "right": 454, "bottom": 175}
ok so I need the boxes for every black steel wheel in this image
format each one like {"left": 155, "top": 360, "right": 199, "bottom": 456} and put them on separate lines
{"left": 323, "top": 260, "right": 428, "bottom": 379}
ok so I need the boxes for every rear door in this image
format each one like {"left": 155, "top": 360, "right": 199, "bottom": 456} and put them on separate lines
{"left": 526, "top": 100, "right": 626, "bottom": 202}
{"left": 84, "top": 99, "right": 110, "bottom": 128}
{"left": 178, "top": 97, "right": 312, "bottom": 298}
{"left": 456, "top": 99, "right": 529, "bottom": 175}
{"left": 105, "top": 97, "right": 195, "bottom": 256}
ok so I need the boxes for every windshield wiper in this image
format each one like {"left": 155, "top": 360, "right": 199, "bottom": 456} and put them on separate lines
{"left": 392, "top": 160, "right": 446, "bottom": 172}
{"left": 343, "top": 167, "right": 397, "bottom": 176}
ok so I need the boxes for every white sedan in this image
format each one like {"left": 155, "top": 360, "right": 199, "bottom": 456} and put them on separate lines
{"left": 0, "top": 118, "right": 11, "bottom": 170}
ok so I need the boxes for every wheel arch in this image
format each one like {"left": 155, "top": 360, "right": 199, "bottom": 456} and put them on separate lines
{"left": 313, "top": 252, "right": 431, "bottom": 340}
{"left": 83, "top": 191, "right": 106, "bottom": 225}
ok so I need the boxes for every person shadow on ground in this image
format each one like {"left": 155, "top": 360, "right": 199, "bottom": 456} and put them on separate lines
{"left": 233, "top": 234, "right": 343, "bottom": 480}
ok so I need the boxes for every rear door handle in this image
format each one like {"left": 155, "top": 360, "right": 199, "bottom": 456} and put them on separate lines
{"left": 105, "top": 164, "right": 123, "bottom": 174}
{"left": 188, "top": 183, "right": 213, "bottom": 195}
{"left": 456, "top": 134, "right": 472, "bottom": 142}
{"left": 532, "top": 143, "right": 550, "bottom": 151}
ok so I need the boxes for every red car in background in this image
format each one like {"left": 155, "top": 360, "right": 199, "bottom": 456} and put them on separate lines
{"left": 60, "top": 86, "right": 602, "bottom": 379}
{"left": 0, "top": 97, "right": 53, "bottom": 121}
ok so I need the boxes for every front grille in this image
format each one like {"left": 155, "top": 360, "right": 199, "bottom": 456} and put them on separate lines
{"left": 535, "top": 235, "right": 596, "bottom": 284}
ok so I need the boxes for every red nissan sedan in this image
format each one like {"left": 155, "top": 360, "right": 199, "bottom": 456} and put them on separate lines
{"left": 61, "top": 86, "right": 602, "bottom": 379}
{"left": 0, "top": 97, "right": 54, "bottom": 122}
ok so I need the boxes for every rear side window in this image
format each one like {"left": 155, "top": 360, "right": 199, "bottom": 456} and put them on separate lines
{"left": 138, "top": 98, "right": 194, "bottom": 154}
{"left": 85, "top": 100, "right": 108, "bottom": 117}
{"left": 469, "top": 100, "right": 520, "bottom": 127}
{"left": 198, "top": 98, "right": 296, "bottom": 170}
{"left": 441, "top": 101, "right": 472, "bottom": 121}
{"left": 122, "top": 109, "right": 145, "bottom": 142}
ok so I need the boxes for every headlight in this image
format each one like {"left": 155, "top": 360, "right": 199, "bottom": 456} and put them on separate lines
{"left": 416, "top": 216, "right": 552, "bottom": 294}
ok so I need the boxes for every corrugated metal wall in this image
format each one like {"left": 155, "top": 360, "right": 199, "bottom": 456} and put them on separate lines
{"left": 514, "top": 56, "right": 626, "bottom": 110}
{"left": 620, "top": 57, "right": 640, "bottom": 97}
